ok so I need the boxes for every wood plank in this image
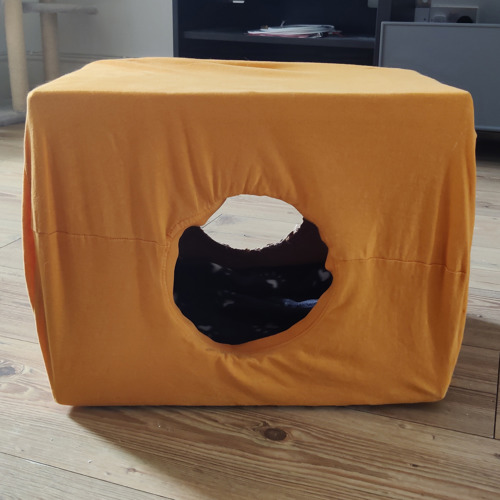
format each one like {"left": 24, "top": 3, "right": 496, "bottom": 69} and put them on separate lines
{"left": 475, "top": 162, "right": 500, "bottom": 208}
{"left": 471, "top": 246, "right": 500, "bottom": 272}
{"left": 355, "top": 386, "right": 496, "bottom": 438}
{"left": 451, "top": 345, "right": 499, "bottom": 395}
{"left": 469, "top": 268, "right": 500, "bottom": 293}
{"left": 476, "top": 160, "right": 500, "bottom": 180}
{"left": 476, "top": 171, "right": 500, "bottom": 194}
{"left": 476, "top": 188, "right": 500, "bottom": 215}
{"left": 0, "top": 122, "right": 25, "bottom": 140}
{"left": 199, "top": 229, "right": 293, "bottom": 251}
{"left": 472, "top": 214, "right": 500, "bottom": 249}
{"left": 463, "top": 315, "right": 500, "bottom": 351}
{"left": 497, "top": 364, "right": 500, "bottom": 440}
{"left": 2, "top": 336, "right": 500, "bottom": 499}
{"left": 0, "top": 120, "right": 24, "bottom": 246}
{"left": 466, "top": 286, "right": 500, "bottom": 350}
{"left": 0, "top": 160, "right": 24, "bottom": 197}
{"left": 467, "top": 289, "right": 500, "bottom": 341}
{"left": 355, "top": 345, "right": 499, "bottom": 437}
{"left": 197, "top": 195, "right": 304, "bottom": 249}
{"left": 203, "top": 214, "right": 300, "bottom": 249}
{"left": 0, "top": 265, "right": 38, "bottom": 343}
{"left": 0, "top": 193, "right": 22, "bottom": 247}
{"left": 0, "top": 237, "right": 23, "bottom": 270}
{"left": 468, "top": 287, "right": 500, "bottom": 322}
{"left": 204, "top": 194, "right": 303, "bottom": 225}
{"left": 0, "top": 453, "right": 169, "bottom": 500}
{"left": 0, "top": 123, "right": 25, "bottom": 159}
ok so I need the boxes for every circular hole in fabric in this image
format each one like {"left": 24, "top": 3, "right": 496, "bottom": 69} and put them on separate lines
{"left": 173, "top": 195, "right": 332, "bottom": 345}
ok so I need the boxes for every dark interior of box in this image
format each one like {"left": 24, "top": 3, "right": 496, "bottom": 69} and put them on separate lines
{"left": 174, "top": 219, "right": 332, "bottom": 345}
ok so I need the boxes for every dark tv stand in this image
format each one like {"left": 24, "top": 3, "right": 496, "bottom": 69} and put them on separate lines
{"left": 173, "top": 0, "right": 415, "bottom": 66}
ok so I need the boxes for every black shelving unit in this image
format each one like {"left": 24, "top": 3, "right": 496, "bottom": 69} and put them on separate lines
{"left": 173, "top": 0, "right": 415, "bottom": 65}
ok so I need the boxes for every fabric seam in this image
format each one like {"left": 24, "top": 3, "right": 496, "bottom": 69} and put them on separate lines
{"left": 33, "top": 229, "right": 467, "bottom": 275}
{"left": 33, "top": 229, "right": 169, "bottom": 247}
{"left": 335, "top": 256, "right": 467, "bottom": 275}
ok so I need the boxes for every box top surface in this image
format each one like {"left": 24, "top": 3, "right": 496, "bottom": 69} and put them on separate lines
{"left": 30, "top": 57, "right": 468, "bottom": 97}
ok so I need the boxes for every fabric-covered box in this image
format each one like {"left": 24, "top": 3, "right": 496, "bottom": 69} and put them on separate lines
{"left": 23, "top": 58, "right": 476, "bottom": 406}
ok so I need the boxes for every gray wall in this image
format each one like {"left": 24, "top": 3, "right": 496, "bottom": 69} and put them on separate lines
{"left": 0, "top": 0, "right": 173, "bottom": 103}
{"left": 432, "top": 0, "right": 500, "bottom": 23}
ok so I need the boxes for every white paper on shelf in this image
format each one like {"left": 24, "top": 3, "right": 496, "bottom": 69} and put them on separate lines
{"left": 248, "top": 24, "right": 337, "bottom": 37}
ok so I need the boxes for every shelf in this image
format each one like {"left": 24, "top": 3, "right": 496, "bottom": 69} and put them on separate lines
{"left": 183, "top": 30, "right": 376, "bottom": 49}
{"left": 173, "top": 1, "right": 418, "bottom": 64}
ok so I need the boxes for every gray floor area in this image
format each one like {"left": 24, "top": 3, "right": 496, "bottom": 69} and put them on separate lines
{"left": 0, "top": 102, "right": 26, "bottom": 127}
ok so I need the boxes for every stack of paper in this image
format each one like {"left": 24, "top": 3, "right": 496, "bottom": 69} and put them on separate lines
{"left": 248, "top": 24, "right": 340, "bottom": 38}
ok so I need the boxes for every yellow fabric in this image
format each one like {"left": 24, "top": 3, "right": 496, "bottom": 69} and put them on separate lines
{"left": 23, "top": 58, "right": 476, "bottom": 406}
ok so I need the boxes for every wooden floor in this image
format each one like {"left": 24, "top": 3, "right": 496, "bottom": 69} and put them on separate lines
{"left": 1, "top": 123, "right": 499, "bottom": 499}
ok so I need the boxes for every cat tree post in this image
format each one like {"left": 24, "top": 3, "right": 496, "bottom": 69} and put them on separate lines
{"left": 39, "top": 0, "right": 60, "bottom": 81}
{"left": 4, "top": 0, "right": 30, "bottom": 112}
{"left": 22, "top": 1, "right": 99, "bottom": 82}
